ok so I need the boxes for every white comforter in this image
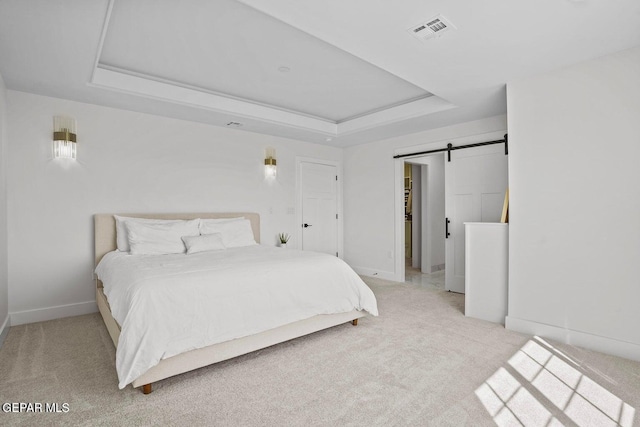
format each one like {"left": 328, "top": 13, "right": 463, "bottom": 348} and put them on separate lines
{"left": 95, "top": 245, "right": 378, "bottom": 389}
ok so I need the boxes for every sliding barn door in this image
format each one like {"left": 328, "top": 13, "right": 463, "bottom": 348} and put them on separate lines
{"left": 445, "top": 145, "right": 508, "bottom": 293}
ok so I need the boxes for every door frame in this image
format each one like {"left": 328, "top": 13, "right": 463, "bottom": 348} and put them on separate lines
{"left": 393, "top": 130, "right": 507, "bottom": 282}
{"left": 296, "top": 157, "right": 344, "bottom": 258}
{"left": 410, "top": 164, "right": 422, "bottom": 269}
{"left": 419, "top": 163, "right": 431, "bottom": 273}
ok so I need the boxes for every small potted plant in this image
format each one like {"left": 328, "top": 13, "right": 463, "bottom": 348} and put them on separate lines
{"left": 278, "top": 233, "right": 290, "bottom": 248}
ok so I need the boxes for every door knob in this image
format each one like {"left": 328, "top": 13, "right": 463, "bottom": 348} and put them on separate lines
{"left": 303, "top": 223, "right": 312, "bottom": 228}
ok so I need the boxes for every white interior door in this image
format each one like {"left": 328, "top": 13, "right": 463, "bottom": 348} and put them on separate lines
{"left": 301, "top": 162, "right": 338, "bottom": 255}
{"left": 445, "top": 145, "right": 508, "bottom": 293}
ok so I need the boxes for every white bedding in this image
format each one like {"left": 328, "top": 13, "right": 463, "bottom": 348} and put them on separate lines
{"left": 95, "top": 245, "right": 378, "bottom": 389}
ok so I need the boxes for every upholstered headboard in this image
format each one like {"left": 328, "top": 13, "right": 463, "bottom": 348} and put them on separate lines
{"left": 94, "top": 213, "right": 261, "bottom": 266}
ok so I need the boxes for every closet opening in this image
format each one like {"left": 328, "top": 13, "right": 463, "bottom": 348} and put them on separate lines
{"left": 403, "top": 155, "right": 446, "bottom": 291}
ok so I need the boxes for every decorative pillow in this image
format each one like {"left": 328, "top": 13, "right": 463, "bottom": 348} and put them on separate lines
{"left": 182, "top": 233, "right": 226, "bottom": 254}
{"left": 126, "top": 219, "right": 200, "bottom": 255}
{"left": 199, "top": 219, "right": 256, "bottom": 248}
{"left": 114, "top": 216, "right": 188, "bottom": 252}
{"left": 198, "top": 217, "right": 244, "bottom": 234}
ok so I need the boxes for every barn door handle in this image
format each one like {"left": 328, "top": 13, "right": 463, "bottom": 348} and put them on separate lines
{"left": 445, "top": 218, "right": 450, "bottom": 238}
{"left": 303, "top": 223, "right": 312, "bottom": 228}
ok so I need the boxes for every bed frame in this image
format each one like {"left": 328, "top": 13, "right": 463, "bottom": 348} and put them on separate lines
{"left": 94, "top": 213, "right": 365, "bottom": 394}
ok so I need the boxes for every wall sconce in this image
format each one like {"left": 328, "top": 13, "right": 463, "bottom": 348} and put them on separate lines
{"left": 53, "top": 116, "right": 77, "bottom": 159}
{"left": 264, "top": 147, "right": 276, "bottom": 178}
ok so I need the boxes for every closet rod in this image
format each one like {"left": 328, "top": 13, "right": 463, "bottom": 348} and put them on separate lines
{"left": 393, "top": 134, "right": 508, "bottom": 161}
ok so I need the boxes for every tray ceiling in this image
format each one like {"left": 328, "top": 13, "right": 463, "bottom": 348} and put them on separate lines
{"left": 99, "top": 0, "right": 432, "bottom": 123}
{"left": 90, "top": 0, "right": 455, "bottom": 139}
{"left": 1, "top": 0, "right": 638, "bottom": 145}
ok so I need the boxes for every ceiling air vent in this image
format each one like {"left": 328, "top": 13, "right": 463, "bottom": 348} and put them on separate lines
{"left": 408, "top": 14, "right": 456, "bottom": 41}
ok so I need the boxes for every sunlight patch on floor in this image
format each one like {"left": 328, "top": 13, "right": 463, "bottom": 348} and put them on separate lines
{"left": 475, "top": 337, "right": 635, "bottom": 427}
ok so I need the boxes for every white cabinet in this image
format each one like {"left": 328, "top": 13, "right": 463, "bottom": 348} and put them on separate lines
{"left": 464, "top": 223, "right": 508, "bottom": 324}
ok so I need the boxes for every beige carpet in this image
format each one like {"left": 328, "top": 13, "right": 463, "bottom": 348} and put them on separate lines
{"left": 1, "top": 277, "right": 639, "bottom": 426}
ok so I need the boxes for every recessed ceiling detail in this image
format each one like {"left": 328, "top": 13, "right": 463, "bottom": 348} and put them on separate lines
{"left": 90, "top": 0, "right": 455, "bottom": 138}
{"left": 4, "top": 0, "right": 634, "bottom": 145}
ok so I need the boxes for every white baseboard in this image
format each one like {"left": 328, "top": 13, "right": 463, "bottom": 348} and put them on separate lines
{"left": 0, "top": 314, "right": 10, "bottom": 348}
{"left": 10, "top": 301, "right": 98, "bottom": 326}
{"left": 431, "top": 264, "right": 445, "bottom": 273}
{"left": 351, "top": 266, "right": 398, "bottom": 282}
{"left": 506, "top": 316, "right": 640, "bottom": 363}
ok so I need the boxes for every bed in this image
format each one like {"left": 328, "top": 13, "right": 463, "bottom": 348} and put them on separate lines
{"left": 94, "top": 212, "right": 377, "bottom": 394}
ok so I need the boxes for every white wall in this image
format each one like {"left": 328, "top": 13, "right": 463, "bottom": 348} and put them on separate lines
{"left": 343, "top": 115, "right": 507, "bottom": 280}
{"left": 0, "top": 73, "right": 9, "bottom": 346}
{"left": 506, "top": 46, "right": 640, "bottom": 361}
{"left": 6, "top": 91, "right": 342, "bottom": 325}
{"left": 409, "top": 153, "right": 445, "bottom": 272}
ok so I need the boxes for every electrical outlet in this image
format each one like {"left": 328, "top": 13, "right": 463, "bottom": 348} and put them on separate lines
{"left": 387, "top": 251, "right": 394, "bottom": 259}
{"left": 286, "top": 207, "right": 295, "bottom": 215}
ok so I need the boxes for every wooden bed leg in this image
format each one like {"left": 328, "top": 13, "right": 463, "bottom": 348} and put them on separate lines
{"left": 351, "top": 319, "right": 358, "bottom": 326}
{"left": 142, "top": 384, "right": 152, "bottom": 394}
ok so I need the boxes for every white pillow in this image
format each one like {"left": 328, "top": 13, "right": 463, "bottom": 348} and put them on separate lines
{"left": 114, "top": 216, "right": 188, "bottom": 252}
{"left": 182, "top": 233, "right": 226, "bottom": 254}
{"left": 126, "top": 219, "right": 200, "bottom": 255}
{"left": 198, "top": 217, "right": 244, "bottom": 234}
{"left": 200, "top": 219, "right": 256, "bottom": 248}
